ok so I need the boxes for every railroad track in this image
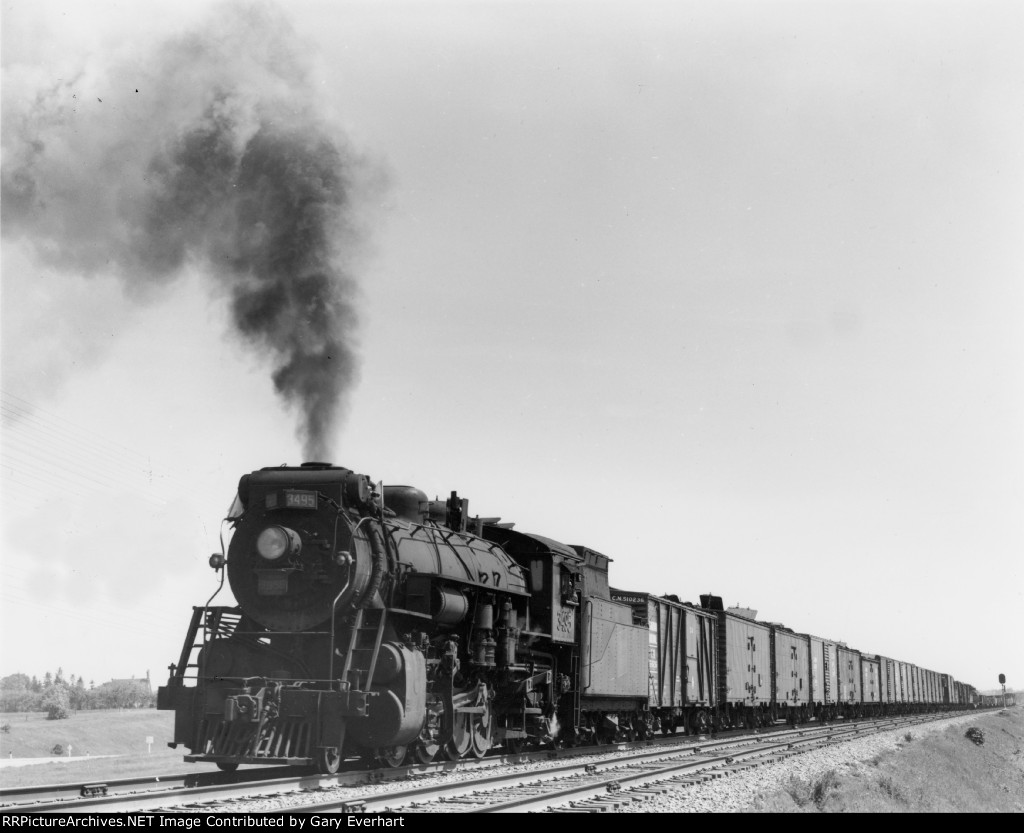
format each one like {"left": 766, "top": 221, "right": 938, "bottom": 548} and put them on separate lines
{"left": 3, "top": 720, "right": 742, "bottom": 811}
{"left": 0, "top": 765, "right": 310, "bottom": 812}
{"left": 3, "top": 713, "right": 951, "bottom": 813}
{"left": 278, "top": 714, "right": 940, "bottom": 814}
{"left": 160, "top": 714, "right": 944, "bottom": 813}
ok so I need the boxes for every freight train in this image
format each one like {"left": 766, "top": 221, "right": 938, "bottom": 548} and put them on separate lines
{"left": 158, "top": 462, "right": 980, "bottom": 773}
{"left": 978, "top": 692, "right": 1016, "bottom": 709}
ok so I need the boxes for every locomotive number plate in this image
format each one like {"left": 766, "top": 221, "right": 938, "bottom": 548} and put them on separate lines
{"left": 284, "top": 490, "right": 317, "bottom": 509}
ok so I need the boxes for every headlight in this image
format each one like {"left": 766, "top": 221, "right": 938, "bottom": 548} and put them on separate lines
{"left": 256, "top": 526, "right": 301, "bottom": 561}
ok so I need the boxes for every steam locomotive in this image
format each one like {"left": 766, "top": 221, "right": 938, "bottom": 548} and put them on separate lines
{"left": 158, "top": 462, "right": 979, "bottom": 773}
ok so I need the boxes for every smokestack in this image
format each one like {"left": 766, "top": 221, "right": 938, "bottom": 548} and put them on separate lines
{"left": 1, "top": 3, "right": 377, "bottom": 460}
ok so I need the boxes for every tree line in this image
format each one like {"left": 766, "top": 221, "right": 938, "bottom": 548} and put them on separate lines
{"left": 0, "top": 669, "right": 155, "bottom": 719}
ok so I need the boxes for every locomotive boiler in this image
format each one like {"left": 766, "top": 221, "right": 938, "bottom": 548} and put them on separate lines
{"left": 158, "top": 462, "right": 580, "bottom": 771}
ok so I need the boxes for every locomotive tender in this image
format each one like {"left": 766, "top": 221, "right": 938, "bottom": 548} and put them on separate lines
{"left": 158, "top": 462, "right": 979, "bottom": 772}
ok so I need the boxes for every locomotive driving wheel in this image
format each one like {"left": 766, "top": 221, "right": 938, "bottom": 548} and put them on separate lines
{"left": 470, "top": 706, "right": 493, "bottom": 758}
{"left": 444, "top": 713, "right": 473, "bottom": 760}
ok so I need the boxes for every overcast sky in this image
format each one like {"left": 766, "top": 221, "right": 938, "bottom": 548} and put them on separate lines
{"left": 2, "top": 0, "right": 1021, "bottom": 696}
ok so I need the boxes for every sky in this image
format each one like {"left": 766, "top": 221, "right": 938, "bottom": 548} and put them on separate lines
{"left": 1, "top": 0, "right": 1021, "bottom": 695}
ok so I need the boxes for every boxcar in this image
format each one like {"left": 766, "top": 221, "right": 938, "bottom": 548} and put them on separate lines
{"left": 610, "top": 590, "right": 718, "bottom": 734}
{"left": 770, "top": 625, "right": 812, "bottom": 724}
{"left": 837, "top": 645, "right": 862, "bottom": 717}
{"left": 897, "top": 660, "right": 912, "bottom": 710}
{"left": 806, "top": 634, "right": 841, "bottom": 721}
{"left": 860, "top": 654, "right": 881, "bottom": 716}
{"left": 911, "top": 664, "right": 923, "bottom": 710}
{"left": 874, "top": 655, "right": 897, "bottom": 714}
{"left": 941, "top": 673, "right": 954, "bottom": 707}
{"left": 716, "top": 605, "right": 773, "bottom": 728}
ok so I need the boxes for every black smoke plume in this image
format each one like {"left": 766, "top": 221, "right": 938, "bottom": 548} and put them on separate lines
{"left": 2, "top": 2, "right": 373, "bottom": 461}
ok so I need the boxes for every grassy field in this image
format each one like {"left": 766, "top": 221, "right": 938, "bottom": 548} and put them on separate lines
{"left": 0, "top": 710, "right": 173, "bottom": 758}
{"left": 749, "top": 707, "right": 1024, "bottom": 812}
{"left": 0, "top": 710, "right": 206, "bottom": 789}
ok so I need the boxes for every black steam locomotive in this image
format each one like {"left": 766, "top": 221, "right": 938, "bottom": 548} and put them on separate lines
{"left": 158, "top": 462, "right": 978, "bottom": 773}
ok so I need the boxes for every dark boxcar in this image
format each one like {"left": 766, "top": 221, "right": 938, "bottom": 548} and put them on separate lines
{"left": 771, "top": 625, "right": 811, "bottom": 724}
{"left": 941, "top": 673, "right": 954, "bottom": 706}
{"left": 860, "top": 654, "right": 881, "bottom": 716}
{"left": 611, "top": 590, "right": 718, "bottom": 734}
{"left": 837, "top": 645, "right": 862, "bottom": 716}
{"left": 806, "top": 634, "right": 841, "bottom": 721}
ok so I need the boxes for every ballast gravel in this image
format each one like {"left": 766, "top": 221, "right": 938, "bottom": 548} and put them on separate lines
{"left": 607, "top": 713, "right": 981, "bottom": 813}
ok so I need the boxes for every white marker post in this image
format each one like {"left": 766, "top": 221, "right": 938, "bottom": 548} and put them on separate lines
{"left": 146, "top": 735, "right": 154, "bottom": 754}
{"left": 67, "top": 744, "right": 72, "bottom": 757}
